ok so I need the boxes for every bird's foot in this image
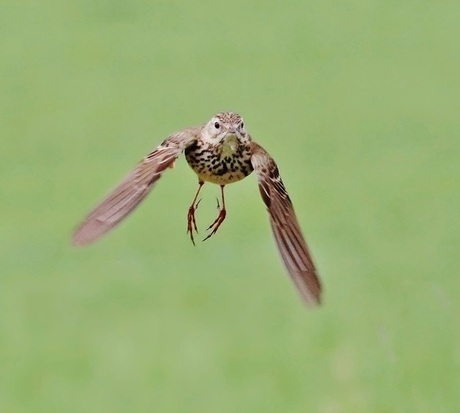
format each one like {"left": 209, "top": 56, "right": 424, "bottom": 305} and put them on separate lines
{"left": 203, "top": 208, "right": 227, "bottom": 242}
{"left": 186, "top": 199, "right": 201, "bottom": 245}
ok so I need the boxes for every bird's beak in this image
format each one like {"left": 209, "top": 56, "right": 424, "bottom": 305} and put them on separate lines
{"left": 220, "top": 130, "right": 238, "bottom": 143}
{"left": 228, "top": 129, "right": 239, "bottom": 139}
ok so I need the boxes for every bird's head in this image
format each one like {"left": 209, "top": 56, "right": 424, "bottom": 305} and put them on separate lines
{"left": 201, "top": 112, "right": 250, "bottom": 146}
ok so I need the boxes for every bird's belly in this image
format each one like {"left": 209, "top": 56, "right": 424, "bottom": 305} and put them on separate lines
{"left": 185, "top": 153, "right": 253, "bottom": 185}
{"left": 195, "top": 167, "right": 251, "bottom": 185}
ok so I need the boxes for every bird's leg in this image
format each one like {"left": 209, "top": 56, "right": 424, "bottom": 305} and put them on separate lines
{"left": 203, "top": 185, "right": 227, "bottom": 241}
{"left": 187, "top": 181, "right": 204, "bottom": 245}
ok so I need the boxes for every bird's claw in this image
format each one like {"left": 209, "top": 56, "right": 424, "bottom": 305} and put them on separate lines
{"left": 187, "top": 204, "right": 199, "bottom": 245}
{"left": 203, "top": 209, "right": 227, "bottom": 242}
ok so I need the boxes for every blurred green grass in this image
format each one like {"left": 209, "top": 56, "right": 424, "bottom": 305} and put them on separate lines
{"left": 1, "top": 0, "right": 459, "bottom": 412}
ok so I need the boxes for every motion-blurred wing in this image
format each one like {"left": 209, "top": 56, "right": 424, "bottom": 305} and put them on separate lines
{"left": 250, "top": 142, "right": 322, "bottom": 305}
{"left": 72, "top": 128, "right": 200, "bottom": 246}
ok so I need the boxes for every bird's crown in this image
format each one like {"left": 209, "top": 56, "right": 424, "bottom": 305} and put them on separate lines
{"left": 215, "top": 112, "right": 242, "bottom": 126}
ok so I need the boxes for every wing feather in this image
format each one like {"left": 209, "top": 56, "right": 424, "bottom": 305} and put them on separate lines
{"left": 250, "top": 142, "right": 322, "bottom": 305}
{"left": 72, "top": 128, "right": 200, "bottom": 245}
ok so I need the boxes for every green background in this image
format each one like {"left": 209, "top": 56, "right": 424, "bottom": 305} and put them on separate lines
{"left": 1, "top": 1, "right": 459, "bottom": 411}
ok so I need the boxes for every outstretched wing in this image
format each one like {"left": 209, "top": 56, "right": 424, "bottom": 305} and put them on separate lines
{"left": 250, "top": 142, "right": 322, "bottom": 305}
{"left": 72, "top": 128, "right": 200, "bottom": 246}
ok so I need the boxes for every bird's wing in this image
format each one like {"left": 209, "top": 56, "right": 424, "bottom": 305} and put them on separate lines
{"left": 250, "top": 142, "right": 322, "bottom": 305}
{"left": 72, "top": 127, "right": 200, "bottom": 246}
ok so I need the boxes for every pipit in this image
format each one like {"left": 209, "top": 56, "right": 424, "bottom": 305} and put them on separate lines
{"left": 72, "top": 112, "right": 322, "bottom": 305}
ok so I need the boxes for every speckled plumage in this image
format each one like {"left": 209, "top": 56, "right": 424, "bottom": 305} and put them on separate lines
{"left": 184, "top": 138, "right": 253, "bottom": 185}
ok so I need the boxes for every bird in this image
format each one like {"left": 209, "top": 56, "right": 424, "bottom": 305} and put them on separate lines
{"left": 72, "top": 112, "right": 322, "bottom": 305}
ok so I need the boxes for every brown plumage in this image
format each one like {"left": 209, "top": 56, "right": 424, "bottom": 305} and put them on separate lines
{"left": 72, "top": 112, "right": 322, "bottom": 305}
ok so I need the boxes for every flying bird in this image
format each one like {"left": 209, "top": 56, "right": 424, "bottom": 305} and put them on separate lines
{"left": 72, "top": 112, "right": 322, "bottom": 305}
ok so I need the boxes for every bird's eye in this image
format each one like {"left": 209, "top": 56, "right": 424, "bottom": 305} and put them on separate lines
{"left": 240, "top": 122, "right": 244, "bottom": 129}
{"left": 214, "top": 122, "right": 220, "bottom": 129}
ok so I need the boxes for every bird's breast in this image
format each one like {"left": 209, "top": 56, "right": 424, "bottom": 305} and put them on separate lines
{"left": 185, "top": 140, "right": 253, "bottom": 185}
